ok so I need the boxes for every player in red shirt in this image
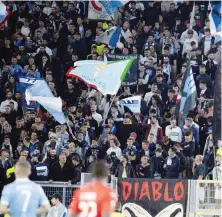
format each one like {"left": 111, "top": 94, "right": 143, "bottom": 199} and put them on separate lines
{"left": 68, "top": 160, "right": 118, "bottom": 217}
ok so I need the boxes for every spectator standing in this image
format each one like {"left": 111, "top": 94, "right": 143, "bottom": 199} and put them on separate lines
{"left": 165, "top": 118, "right": 182, "bottom": 143}
{"left": 48, "top": 153, "right": 73, "bottom": 183}
{"left": 181, "top": 130, "right": 195, "bottom": 179}
{"left": 192, "top": 155, "right": 206, "bottom": 180}
{"left": 32, "top": 154, "right": 48, "bottom": 181}
{"left": 164, "top": 147, "right": 180, "bottom": 179}
{"left": 136, "top": 155, "right": 152, "bottom": 178}
{"left": 115, "top": 155, "right": 135, "bottom": 178}
{"left": 151, "top": 148, "right": 165, "bottom": 179}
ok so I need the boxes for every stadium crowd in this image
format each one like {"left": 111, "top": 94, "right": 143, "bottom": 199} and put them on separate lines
{"left": 0, "top": 0, "right": 221, "bottom": 192}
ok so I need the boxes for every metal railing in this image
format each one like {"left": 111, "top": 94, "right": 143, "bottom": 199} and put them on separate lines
{"left": 195, "top": 180, "right": 222, "bottom": 217}
{"left": 36, "top": 181, "right": 79, "bottom": 206}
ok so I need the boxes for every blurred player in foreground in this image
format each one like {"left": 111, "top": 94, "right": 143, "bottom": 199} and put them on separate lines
{"left": 0, "top": 160, "right": 50, "bottom": 217}
{"left": 68, "top": 160, "right": 118, "bottom": 217}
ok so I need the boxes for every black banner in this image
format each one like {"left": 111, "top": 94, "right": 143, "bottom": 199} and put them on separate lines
{"left": 107, "top": 54, "right": 138, "bottom": 86}
{"left": 118, "top": 179, "right": 187, "bottom": 217}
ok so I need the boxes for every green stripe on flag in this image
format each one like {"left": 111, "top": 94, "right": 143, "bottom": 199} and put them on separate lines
{"left": 120, "top": 58, "right": 135, "bottom": 82}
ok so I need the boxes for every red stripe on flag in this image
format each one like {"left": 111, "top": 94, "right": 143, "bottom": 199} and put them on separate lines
{"left": 0, "top": 2, "right": 11, "bottom": 28}
{"left": 66, "top": 69, "right": 98, "bottom": 90}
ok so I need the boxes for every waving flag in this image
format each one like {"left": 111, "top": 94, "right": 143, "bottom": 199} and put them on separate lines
{"left": 209, "top": 2, "right": 222, "bottom": 36}
{"left": 189, "top": 2, "right": 195, "bottom": 28}
{"left": 119, "top": 95, "right": 141, "bottom": 113}
{"left": 25, "top": 80, "right": 66, "bottom": 124}
{"left": 66, "top": 59, "right": 134, "bottom": 95}
{"left": 0, "top": 1, "right": 10, "bottom": 27}
{"left": 176, "top": 65, "right": 197, "bottom": 128}
{"left": 96, "top": 26, "right": 121, "bottom": 47}
{"left": 99, "top": 0, "right": 129, "bottom": 17}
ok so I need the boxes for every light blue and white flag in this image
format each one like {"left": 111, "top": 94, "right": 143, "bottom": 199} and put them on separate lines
{"left": 25, "top": 80, "right": 66, "bottom": 124}
{"left": 99, "top": 0, "right": 129, "bottom": 17}
{"left": 119, "top": 95, "right": 141, "bottom": 113}
{"left": 66, "top": 59, "right": 134, "bottom": 95}
{"left": 209, "top": 2, "right": 222, "bottom": 36}
{"left": 96, "top": 26, "right": 121, "bottom": 47}
{"left": 0, "top": 1, "right": 10, "bottom": 27}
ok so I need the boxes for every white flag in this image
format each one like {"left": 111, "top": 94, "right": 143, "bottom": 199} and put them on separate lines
{"left": 119, "top": 95, "right": 141, "bottom": 113}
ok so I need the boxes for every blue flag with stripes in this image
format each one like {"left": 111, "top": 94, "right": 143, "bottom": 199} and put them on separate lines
{"left": 99, "top": 0, "right": 128, "bottom": 17}
{"left": 209, "top": 2, "right": 222, "bottom": 36}
{"left": 96, "top": 26, "right": 121, "bottom": 47}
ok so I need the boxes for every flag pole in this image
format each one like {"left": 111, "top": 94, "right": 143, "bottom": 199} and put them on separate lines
{"left": 66, "top": 116, "right": 76, "bottom": 140}
{"left": 103, "top": 90, "right": 120, "bottom": 124}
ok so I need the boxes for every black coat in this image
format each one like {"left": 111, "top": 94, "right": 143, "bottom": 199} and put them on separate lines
{"left": 115, "top": 163, "right": 135, "bottom": 178}
{"left": 177, "top": 152, "right": 186, "bottom": 172}
{"left": 143, "top": 6, "right": 159, "bottom": 26}
{"left": 70, "top": 39, "right": 87, "bottom": 60}
{"left": 136, "top": 164, "right": 152, "bottom": 178}
{"left": 72, "top": 163, "right": 84, "bottom": 184}
{"left": 151, "top": 155, "right": 165, "bottom": 178}
{"left": 48, "top": 161, "right": 73, "bottom": 181}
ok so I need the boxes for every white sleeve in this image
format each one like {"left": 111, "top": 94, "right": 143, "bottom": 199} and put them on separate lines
{"left": 98, "top": 98, "right": 106, "bottom": 111}
{"left": 0, "top": 102, "right": 5, "bottom": 113}
{"left": 165, "top": 126, "right": 170, "bottom": 137}
{"left": 180, "top": 32, "right": 185, "bottom": 44}
{"left": 117, "top": 148, "right": 122, "bottom": 158}
{"left": 144, "top": 93, "right": 149, "bottom": 104}
{"left": 106, "top": 148, "right": 111, "bottom": 155}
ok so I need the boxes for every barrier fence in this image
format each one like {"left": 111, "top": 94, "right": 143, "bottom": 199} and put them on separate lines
{"left": 37, "top": 178, "right": 222, "bottom": 217}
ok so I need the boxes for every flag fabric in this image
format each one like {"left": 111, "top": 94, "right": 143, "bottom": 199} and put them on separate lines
{"left": 209, "top": 2, "right": 222, "bottom": 36}
{"left": 66, "top": 59, "right": 134, "bottom": 95}
{"left": 96, "top": 26, "right": 121, "bottom": 47}
{"left": 18, "top": 77, "right": 44, "bottom": 110}
{"left": 25, "top": 80, "right": 66, "bottom": 124}
{"left": 0, "top": 1, "right": 10, "bottom": 27}
{"left": 213, "top": 57, "right": 221, "bottom": 147}
{"left": 189, "top": 2, "right": 195, "bottom": 28}
{"left": 176, "top": 65, "right": 197, "bottom": 128}
{"left": 99, "top": 0, "right": 129, "bottom": 17}
{"left": 119, "top": 95, "right": 141, "bottom": 113}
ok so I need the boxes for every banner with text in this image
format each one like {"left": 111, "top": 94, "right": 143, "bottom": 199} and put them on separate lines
{"left": 107, "top": 54, "right": 138, "bottom": 86}
{"left": 88, "top": 1, "right": 111, "bottom": 20}
{"left": 118, "top": 179, "right": 187, "bottom": 217}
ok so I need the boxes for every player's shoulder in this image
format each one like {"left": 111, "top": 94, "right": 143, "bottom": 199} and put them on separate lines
{"left": 3, "top": 182, "right": 13, "bottom": 191}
